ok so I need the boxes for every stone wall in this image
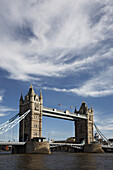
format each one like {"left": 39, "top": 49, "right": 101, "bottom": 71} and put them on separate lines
{"left": 12, "top": 145, "right": 25, "bottom": 154}
{"left": 84, "top": 143, "right": 104, "bottom": 153}
{"left": 26, "top": 141, "right": 51, "bottom": 154}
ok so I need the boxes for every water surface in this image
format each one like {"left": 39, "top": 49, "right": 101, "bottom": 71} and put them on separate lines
{"left": 0, "top": 152, "right": 113, "bottom": 170}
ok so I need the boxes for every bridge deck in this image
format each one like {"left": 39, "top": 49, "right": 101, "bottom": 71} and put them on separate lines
{"left": 50, "top": 143, "right": 84, "bottom": 146}
{"left": 0, "top": 142, "right": 25, "bottom": 145}
{"left": 49, "top": 143, "right": 84, "bottom": 149}
{"left": 43, "top": 107, "right": 87, "bottom": 121}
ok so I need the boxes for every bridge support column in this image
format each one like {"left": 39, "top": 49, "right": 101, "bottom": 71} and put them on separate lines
{"left": 75, "top": 119, "right": 87, "bottom": 144}
{"left": 75, "top": 120, "right": 78, "bottom": 143}
{"left": 19, "top": 86, "right": 43, "bottom": 142}
{"left": 39, "top": 91, "right": 43, "bottom": 137}
{"left": 75, "top": 102, "right": 94, "bottom": 144}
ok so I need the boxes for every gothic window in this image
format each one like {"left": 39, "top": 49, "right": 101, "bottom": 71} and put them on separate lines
{"left": 33, "top": 132, "right": 37, "bottom": 137}
{"left": 27, "top": 95, "right": 29, "bottom": 101}
{"left": 34, "top": 124, "right": 38, "bottom": 128}
{"left": 35, "top": 103, "right": 39, "bottom": 110}
{"left": 90, "top": 137, "right": 92, "bottom": 142}
{"left": 89, "top": 115, "right": 92, "bottom": 121}
{"left": 89, "top": 130, "right": 92, "bottom": 134}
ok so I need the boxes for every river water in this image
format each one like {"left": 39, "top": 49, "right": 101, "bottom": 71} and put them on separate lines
{"left": 0, "top": 152, "right": 113, "bottom": 170}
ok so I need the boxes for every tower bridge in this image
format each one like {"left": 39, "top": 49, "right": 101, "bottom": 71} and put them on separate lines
{"left": 19, "top": 85, "right": 94, "bottom": 144}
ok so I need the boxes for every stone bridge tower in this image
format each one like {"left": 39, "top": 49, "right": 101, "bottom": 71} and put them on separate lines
{"left": 75, "top": 101, "right": 94, "bottom": 144}
{"left": 19, "top": 85, "right": 43, "bottom": 142}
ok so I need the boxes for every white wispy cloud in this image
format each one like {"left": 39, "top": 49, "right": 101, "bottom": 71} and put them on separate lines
{"left": 43, "top": 65, "right": 113, "bottom": 97}
{"left": 0, "top": 90, "right": 17, "bottom": 117}
{"left": 0, "top": 96, "right": 2, "bottom": 103}
{"left": 0, "top": 105, "right": 17, "bottom": 117}
{"left": 94, "top": 110, "right": 113, "bottom": 133}
{"left": 0, "top": 90, "right": 5, "bottom": 103}
{"left": 0, "top": 113, "right": 7, "bottom": 117}
{"left": 0, "top": 0, "right": 113, "bottom": 97}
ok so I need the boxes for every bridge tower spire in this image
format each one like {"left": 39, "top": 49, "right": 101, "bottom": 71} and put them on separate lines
{"left": 20, "top": 92, "right": 23, "bottom": 101}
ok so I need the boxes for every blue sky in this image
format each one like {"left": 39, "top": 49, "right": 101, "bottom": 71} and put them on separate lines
{"left": 0, "top": 0, "right": 113, "bottom": 141}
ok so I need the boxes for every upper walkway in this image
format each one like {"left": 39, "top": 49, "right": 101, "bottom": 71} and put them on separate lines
{"left": 43, "top": 107, "right": 87, "bottom": 121}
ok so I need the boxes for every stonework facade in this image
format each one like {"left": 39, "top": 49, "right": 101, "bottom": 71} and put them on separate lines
{"left": 19, "top": 85, "right": 43, "bottom": 142}
{"left": 75, "top": 101, "right": 94, "bottom": 144}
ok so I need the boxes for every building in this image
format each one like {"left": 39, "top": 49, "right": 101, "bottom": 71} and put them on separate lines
{"left": 19, "top": 85, "right": 43, "bottom": 142}
{"left": 75, "top": 101, "right": 94, "bottom": 144}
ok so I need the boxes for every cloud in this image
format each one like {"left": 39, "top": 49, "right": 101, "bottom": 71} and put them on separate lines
{"left": 0, "top": 90, "right": 5, "bottom": 103}
{"left": 0, "top": 105, "right": 17, "bottom": 117}
{"left": 0, "top": 96, "right": 2, "bottom": 103}
{"left": 0, "top": 113, "right": 7, "bottom": 117}
{"left": 94, "top": 110, "right": 113, "bottom": 133}
{"left": 0, "top": 90, "right": 17, "bottom": 117}
{"left": 0, "top": 0, "right": 113, "bottom": 96}
{"left": 43, "top": 65, "right": 113, "bottom": 97}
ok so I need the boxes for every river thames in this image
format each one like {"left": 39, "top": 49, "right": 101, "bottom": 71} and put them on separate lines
{"left": 0, "top": 152, "right": 113, "bottom": 170}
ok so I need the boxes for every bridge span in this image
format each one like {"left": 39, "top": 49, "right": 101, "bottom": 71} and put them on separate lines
{"left": 43, "top": 107, "right": 87, "bottom": 121}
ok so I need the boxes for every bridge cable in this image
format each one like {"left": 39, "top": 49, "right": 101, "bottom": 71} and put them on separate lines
{"left": 0, "top": 113, "right": 19, "bottom": 129}
{"left": 94, "top": 123, "right": 111, "bottom": 145}
{"left": 0, "top": 110, "right": 30, "bottom": 135}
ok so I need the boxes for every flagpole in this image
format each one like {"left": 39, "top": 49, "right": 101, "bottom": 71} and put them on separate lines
{"left": 70, "top": 106, "right": 73, "bottom": 113}
{"left": 58, "top": 103, "right": 62, "bottom": 110}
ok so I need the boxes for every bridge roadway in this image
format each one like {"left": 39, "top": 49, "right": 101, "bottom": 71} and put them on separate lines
{"left": 0, "top": 142, "right": 25, "bottom": 146}
{"left": 43, "top": 107, "right": 87, "bottom": 121}
{"left": 50, "top": 143, "right": 84, "bottom": 150}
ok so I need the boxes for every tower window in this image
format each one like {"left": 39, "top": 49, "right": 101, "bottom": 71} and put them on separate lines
{"left": 34, "top": 124, "right": 38, "bottom": 128}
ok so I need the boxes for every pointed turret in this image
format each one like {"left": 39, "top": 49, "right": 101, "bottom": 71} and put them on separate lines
{"left": 82, "top": 101, "right": 85, "bottom": 104}
{"left": 82, "top": 101, "right": 88, "bottom": 109}
{"left": 91, "top": 105, "right": 93, "bottom": 112}
{"left": 28, "top": 84, "right": 35, "bottom": 96}
{"left": 20, "top": 92, "right": 23, "bottom": 105}
{"left": 74, "top": 105, "right": 77, "bottom": 113}
{"left": 30, "top": 84, "right": 33, "bottom": 88}
{"left": 39, "top": 90, "right": 43, "bottom": 105}
{"left": 20, "top": 92, "right": 23, "bottom": 101}
{"left": 79, "top": 101, "right": 88, "bottom": 114}
{"left": 34, "top": 94, "right": 39, "bottom": 101}
{"left": 39, "top": 90, "right": 43, "bottom": 99}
